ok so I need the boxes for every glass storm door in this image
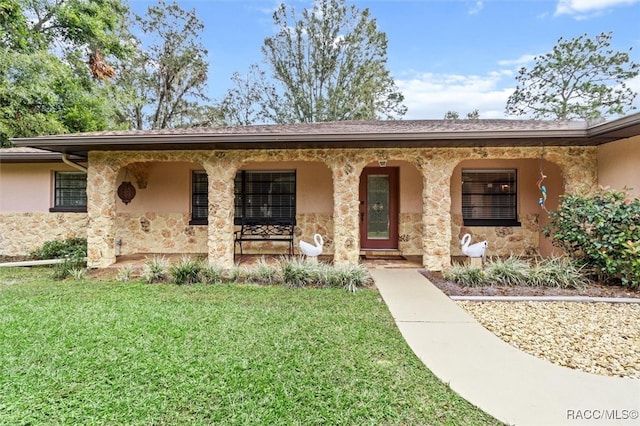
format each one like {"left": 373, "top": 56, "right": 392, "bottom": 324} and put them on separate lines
{"left": 359, "top": 167, "right": 399, "bottom": 249}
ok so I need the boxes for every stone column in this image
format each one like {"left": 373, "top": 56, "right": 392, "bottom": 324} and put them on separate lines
{"left": 419, "top": 153, "right": 454, "bottom": 271}
{"left": 86, "top": 153, "right": 119, "bottom": 268}
{"left": 329, "top": 155, "right": 364, "bottom": 266}
{"left": 203, "top": 154, "right": 238, "bottom": 268}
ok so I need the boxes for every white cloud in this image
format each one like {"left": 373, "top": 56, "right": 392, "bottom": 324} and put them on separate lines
{"left": 396, "top": 66, "right": 640, "bottom": 121}
{"left": 497, "top": 54, "right": 537, "bottom": 67}
{"left": 627, "top": 74, "right": 640, "bottom": 111}
{"left": 396, "top": 71, "right": 515, "bottom": 120}
{"left": 555, "top": 0, "right": 640, "bottom": 18}
{"left": 468, "top": 1, "right": 484, "bottom": 15}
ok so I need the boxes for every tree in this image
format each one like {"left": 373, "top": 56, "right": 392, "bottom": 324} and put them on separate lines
{"left": 443, "top": 110, "right": 479, "bottom": 120}
{"left": 0, "top": 0, "right": 131, "bottom": 146}
{"left": 114, "top": 1, "right": 210, "bottom": 130}
{"left": 444, "top": 111, "right": 459, "bottom": 120}
{"left": 222, "top": 0, "right": 406, "bottom": 125}
{"left": 466, "top": 109, "right": 480, "bottom": 120}
{"left": 218, "top": 65, "right": 267, "bottom": 126}
{"left": 506, "top": 32, "right": 640, "bottom": 120}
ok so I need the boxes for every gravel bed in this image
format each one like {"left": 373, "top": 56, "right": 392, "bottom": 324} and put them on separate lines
{"left": 456, "top": 301, "right": 640, "bottom": 379}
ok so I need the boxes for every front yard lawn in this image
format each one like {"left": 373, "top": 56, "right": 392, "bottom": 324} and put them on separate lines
{"left": 0, "top": 267, "right": 500, "bottom": 425}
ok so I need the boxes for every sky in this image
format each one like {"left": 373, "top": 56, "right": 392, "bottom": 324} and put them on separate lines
{"left": 129, "top": 0, "right": 640, "bottom": 120}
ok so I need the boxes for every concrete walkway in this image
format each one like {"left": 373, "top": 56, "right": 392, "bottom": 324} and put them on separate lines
{"left": 371, "top": 268, "right": 640, "bottom": 426}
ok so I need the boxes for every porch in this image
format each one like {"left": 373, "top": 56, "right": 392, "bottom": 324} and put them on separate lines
{"left": 84, "top": 146, "right": 596, "bottom": 271}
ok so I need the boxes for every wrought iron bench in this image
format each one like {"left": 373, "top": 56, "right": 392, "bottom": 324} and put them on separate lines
{"left": 234, "top": 220, "right": 295, "bottom": 256}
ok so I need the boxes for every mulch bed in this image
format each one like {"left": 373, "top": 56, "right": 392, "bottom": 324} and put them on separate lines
{"left": 421, "top": 270, "right": 640, "bottom": 299}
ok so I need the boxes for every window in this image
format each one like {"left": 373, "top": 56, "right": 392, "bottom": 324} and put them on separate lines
{"left": 190, "top": 171, "right": 208, "bottom": 224}
{"left": 462, "top": 169, "right": 519, "bottom": 226}
{"left": 51, "top": 172, "right": 87, "bottom": 212}
{"left": 234, "top": 171, "right": 296, "bottom": 224}
{"left": 190, "top": 170, "right": 297, "bottom": 225}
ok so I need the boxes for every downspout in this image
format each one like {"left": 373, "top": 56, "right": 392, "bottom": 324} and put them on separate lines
{"left": 62, "top": 153, "right": 88, "bottom": 173}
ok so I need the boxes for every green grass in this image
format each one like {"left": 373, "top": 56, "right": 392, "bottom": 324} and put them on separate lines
{"left": 0, "top": 267, "right": 500, "bottom": 425}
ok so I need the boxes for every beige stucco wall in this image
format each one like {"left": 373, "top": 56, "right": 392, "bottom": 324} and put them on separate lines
{"left": 0, "top": 162, "right": 84, "bottom": 212}
{"left": 116, "top": 162, "right": 197, "bottom": 213}
{"left": 598, "top": 136, "right": 640, "bottom": 198}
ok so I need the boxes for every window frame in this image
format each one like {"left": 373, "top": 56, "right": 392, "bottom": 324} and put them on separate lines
{"left": 50, "top": 171, "right": 87, "bottom": 213}
{"left": 461, "top": 168, "right": 520, "bottom": 227}
{"left": 189, "top": 170, "right": 297, "bottom": 226}
{"left": 234, "top": 170, "right": 297, "bottom": 225}
{"left": 189, "top": 170, "right": 209, "bottom": 225}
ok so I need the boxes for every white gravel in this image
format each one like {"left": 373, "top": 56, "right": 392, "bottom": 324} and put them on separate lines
{"left": 456, "top": 301, "right": 640, "bottom": 379}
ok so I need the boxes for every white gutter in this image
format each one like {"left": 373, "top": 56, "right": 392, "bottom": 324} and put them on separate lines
{"left": 62, "top": 153, "right": 88, "bottom": 173}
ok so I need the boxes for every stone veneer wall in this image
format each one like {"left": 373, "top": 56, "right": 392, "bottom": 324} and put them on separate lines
{"left": 85, "top": 146, "right": 597, "bottom": 270}
{"left": 450, "top": 213, "right": 540, "bottom": 258}
{"left": 115, "top": 213, "right": 207, "bottom": 255}
{"left": 111, "top": 211, "right": 420, "bottom": 257}
{"left": 399, "top": 213, "right": 423, "bottom": 255}
{"left": 0, "top": 212, "right": 88, "bottom": 258}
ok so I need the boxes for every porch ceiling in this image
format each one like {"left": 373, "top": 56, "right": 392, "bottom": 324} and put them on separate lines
{"left": 8, "top": 114, "right": 640, "bottom": 158}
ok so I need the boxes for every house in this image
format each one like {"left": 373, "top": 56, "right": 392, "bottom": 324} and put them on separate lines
{"left": 1, "top": 115, "right": 639, "bottom": 270}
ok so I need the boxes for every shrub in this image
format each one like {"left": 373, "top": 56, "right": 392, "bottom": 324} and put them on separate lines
{"left": 242, "top": 257, "right": 281, "bottom": 285}
{"left": 443, "top": 256, "right": 590, "bottom": 288}
{"left": 30, "top": 237, "right": 87, "bottom": 260}
{"left": 528, "top": 257, "right": 587, "bottom": 289}
{"left": 141, "top": 256, "right": 169, "bottom": 284}
{"left": 443, "top": 265, "right": 486, "bottom": 287}
{"left": 69, "top": 267, "right": 87, "bottom": 280}
{"left": 483, "top": 255, "right": 529, "bottom": 286}
{"left": 30, "top": 237, "right": 87, "bottom": 280}
{"left": 169, "top": 256, "right": 203, "bottom": 285}
{"left": 116, "top": 266, "right": 135, "bottom": 282}
{"left": 324, "top": 263, "right": 371, "bottom": 292}
{"left": 198, "top": 263, "right": 226, "bottom": 285}
{"left": 226, "top": 264, "right": 243, "bottom": 283}
{"left": 543, "top": 187, "right": 640, "bottom": 288}
{"left": 280, "top": 257, "right": 321, "bottom": 288}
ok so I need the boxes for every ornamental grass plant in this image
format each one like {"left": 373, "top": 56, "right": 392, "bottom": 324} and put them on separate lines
{"left": 444, "top": 256, "right": 587, "bottom": 288}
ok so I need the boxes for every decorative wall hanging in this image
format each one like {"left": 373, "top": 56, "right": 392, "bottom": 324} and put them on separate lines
{"left": 537, "top": 153, "right": 548, "bottom": 213}
{"left": 117, "top": 168, "right": 136, "bottom": 205}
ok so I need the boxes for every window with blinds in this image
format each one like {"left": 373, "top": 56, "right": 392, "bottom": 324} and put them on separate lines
{"left": 234, "top": 171, "right": 296, "bottom": 224}
{"left": 191, "top": 171, "right": 209, "bottom": 224}
{"left": 190, "top": 170, "right": 297, "bottom": 225}
{"left": 51, "top": 172, "right": 87, "bottom": 212}
{"left": 462, "top": 169, "right": 520, "bottom": 226}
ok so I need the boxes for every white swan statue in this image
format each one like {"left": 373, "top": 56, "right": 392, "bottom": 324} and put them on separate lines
{"left": 299, "top": 234, "right": 324, "bottom": 259}
{"left": 461, "top": 233, "right": 488, "bottom": 258}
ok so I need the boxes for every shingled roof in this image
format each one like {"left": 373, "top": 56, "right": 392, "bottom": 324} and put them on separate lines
{"left": 6, "top": 113, "right": 640, "bottom": 159}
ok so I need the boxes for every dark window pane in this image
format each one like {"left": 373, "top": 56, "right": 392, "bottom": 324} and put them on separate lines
{"left": 462, "top": 169, "right": 517, "bottom": 224}
{"left": 192, "top": 170, "right": 297, "bottom": 225}
{"left": 191, "top": 171, "right": 208, "bottom": 221}
{"left": 54, "top": 172, "right": 87, "bottom": 208}
{"left": 235, "top": 170, "right": 296, "bottom": 224}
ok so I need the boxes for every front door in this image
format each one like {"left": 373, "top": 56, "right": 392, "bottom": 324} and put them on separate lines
{"left": 359, "top": 167, "right": 399, "bottom": 249}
